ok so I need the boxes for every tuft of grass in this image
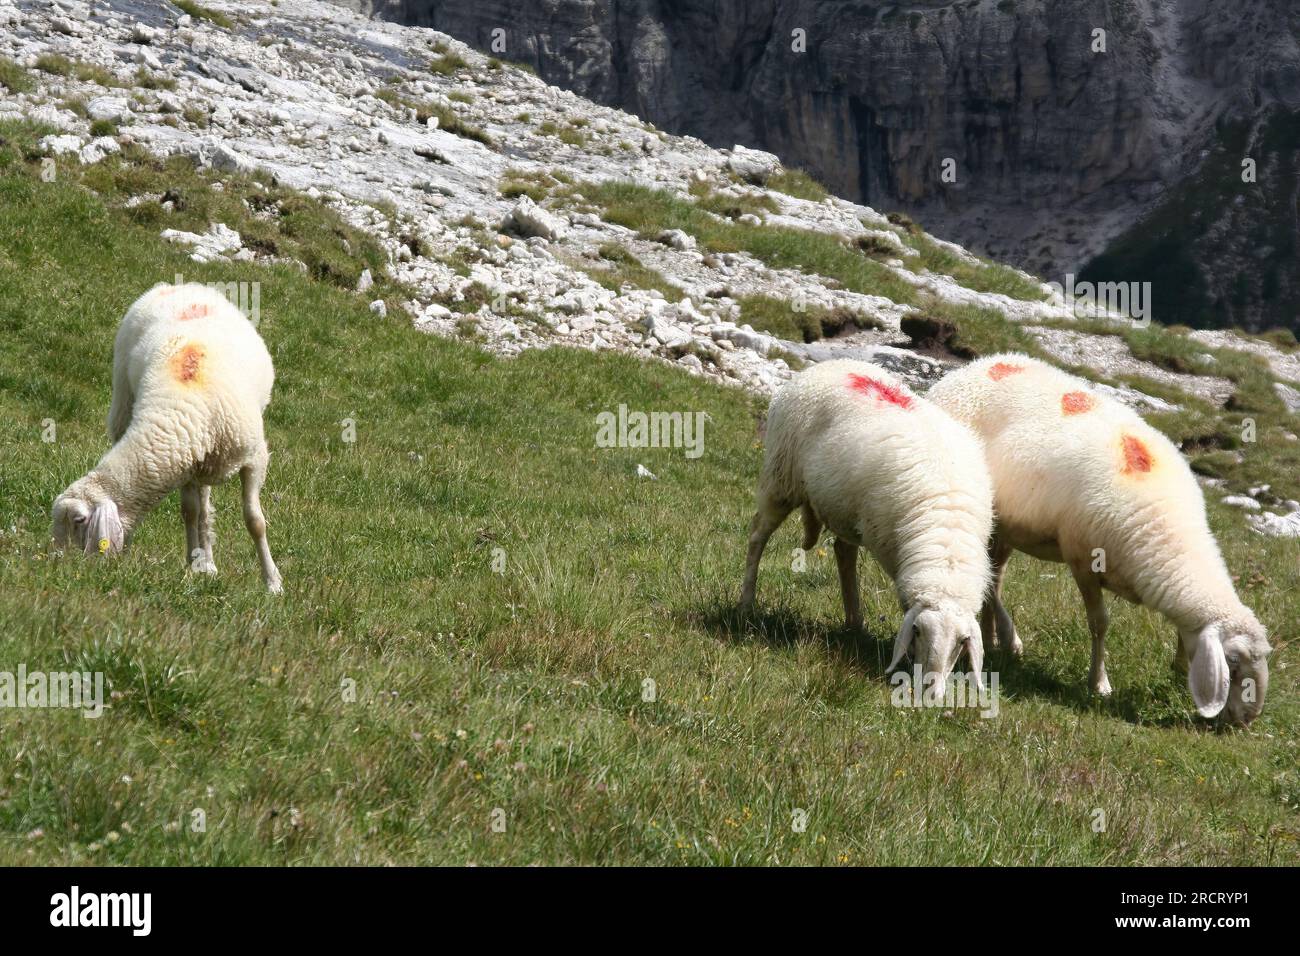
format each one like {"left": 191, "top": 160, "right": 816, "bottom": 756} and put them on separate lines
{"left": 689, "top": 179, "right": 778, "bottom": 219}
{"left": 854, "top": 233, "right": 902, "bottom": 259}
{"left": 571, "top": 244, "right": 685, "bottom": 301}
{"left": 578, "top": 180, "right": 920, "bottom": 306}
{"left": 134, "top": 68, "right": 178, "bottom": 91}
{"left": 0, "top": 57, "right": 32, "bottom": 94}
{"left": 765, "top": 168, "right": 829, "bottom": 202}
{"left": 537, "top": 120, "right": 589, "bottom": 148}
{"left": 170, "top": 0, "right": 234, "bottom": 28}
{"left": 912, "top": 297, "right": 1042, "bottom": 358}
{"left": 429, "top": 52, "right": 470, "bottom": 76}
{"left": 737, "top": 295, "right": 881, "bottom": 344}
{"left": 887, "top": 211, "right": 921, "bottom": 234}
{"left": 375, "top": 88, "right": 492, "bottom": 147}
{"left": 33, "top": 53, "right": 74, "bottom": 77}
{"left": 1258, "top": 327, "right": 1298, "bottom": 352}
{"left": 904, "top": 233, "right": 1047, "bottom": 301}
{"left": 181, "top": 105, "right": 210, "bottom": 129}
{"left": 498, "top": 168, "right": 563, "bottom": 203}
{"left": 34, "top": 55, "right": 125, "bottom": 88}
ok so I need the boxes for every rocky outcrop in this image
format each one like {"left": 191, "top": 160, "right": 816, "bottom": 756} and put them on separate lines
{"left": 5, "top": 0, "right": 1298, "bottom": 531}
{"left": 334, "top": 0, "right": 1300, "bottom": 330}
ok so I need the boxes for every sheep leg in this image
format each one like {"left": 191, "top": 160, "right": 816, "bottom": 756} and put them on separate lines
{"left": 833, "top": 538, "right": 861, "bottom": 630}
{"left": 1069, "top": 564, "right": 1111, "bottom": 696}
{"left": 182, "top": 483, "right": 218, "bottom": 574}
{"left": 197, "top": 484, "right": 216, "bottom": 574}
{"left": 240, "top": 452, "right": 283, "bottom": 595}
{"left": 739, "top": 501, "right": 792, "bottom": 615}
{"left": 982, "top": 533, "right": 1021, "bottom": 656}
{"left": 180, "top": 483, "right": 205, "bottom": 573}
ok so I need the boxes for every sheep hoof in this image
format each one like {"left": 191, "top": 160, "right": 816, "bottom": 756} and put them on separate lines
{"left": 1091, "top": 676, "right": 1112, "bottom": 697}
{"left": 266, "top": 578, "right": 284, "bottom": 596}
{"left": 1005, "top": 636, "right": 1024, "bottom": 658}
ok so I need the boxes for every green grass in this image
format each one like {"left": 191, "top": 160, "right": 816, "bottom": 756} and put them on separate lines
{"left": 34, "top": 128, "right": 399, "bottom": 297}
{"left": 429, "top": 52, "right": 470, "bottom": 76}
{"left": 904, "top": 233, "right": 1047, "bottom": 302}
{"left": 497, "top": 167, "right": 559, "bottom": 203}
{"left": 0, "top": 57, "right": 32, "bottom": 94}
{"left": 134, "top": 68, "right": 178, "bottom": 92}
{"left": 34, "top": 55, "right": 125, "bottom": 88}
{"left": 374, "top": 88, "right": 493, "bottom": 147}
{"left": 170, "top": 0, "right": 234, "bottom": 28}
{"left": 578, "top": 180, "right": 920, "bottom": 307}
{"left": 0, "top": 120, "right": 1297, "bottom": 865}
{"left": 765, "top": 168, "right": 830, "bottom": 203}
{"left": 911, "top": 298, "right": 1042, "bottom": 358}
{"left": 737, "top": 295, "right": 881, "bottom": 344}
{"left": 571, "top": 243, "right": 685, "bottom": 301}
{"left": 689, "top": 181, "right": 779, "bottom": 220}
{"left": 537, "top": 120, "right": 589, "bottom": 148}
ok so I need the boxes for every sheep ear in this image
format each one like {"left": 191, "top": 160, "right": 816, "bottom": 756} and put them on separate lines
{"left": 966, "top": 626, "right": 985, "bottom": 693}
{"left": 887, "top": 605, "right": 922, "bottom": 673}
{"left": 1187, "top": 625, "right": 1229, "bottom": 718}
{"left": 85, "top": 499, "right": 124, "bottom": 556}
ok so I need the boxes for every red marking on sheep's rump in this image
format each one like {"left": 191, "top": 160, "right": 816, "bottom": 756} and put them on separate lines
{"left": 1121, "top": 434, "right": 1153, "bottom": 474}
{"left": 1061, "top": 390, "right": 1095, "bottom": 415}
{"left": 176, "top": 302, "right": 211, "bottom": 321}
{"left": 169, "top": 343, "right": 205, "bottom": 385}
{"left": 846, "top": 373, "right": 913, "bottom": 409}
{"left": 987, "top": 362, "right": 1025, "bottom": 381}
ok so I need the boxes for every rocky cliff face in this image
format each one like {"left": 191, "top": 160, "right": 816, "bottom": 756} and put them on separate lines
{"left": 336, "top": 0, "right": 1300, "bottom": 331}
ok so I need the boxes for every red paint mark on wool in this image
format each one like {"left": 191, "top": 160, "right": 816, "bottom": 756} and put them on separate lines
{"left": 846, "top": 373, "right": 913, "bottom": 409}
{"left": 1061, "top": 391, "right": 1094, "bottom": 415}
{"left": 176, "top": 303, "right": 211, "bottom": 321}
{"left": 1121, "top": 434, "right": 1153, "bottom": 474}
{"left": 169, "top": 343, "right": 205, "bottom": 385}
{"left": 987, "top": 362, "right": 1025, "bottom": 381}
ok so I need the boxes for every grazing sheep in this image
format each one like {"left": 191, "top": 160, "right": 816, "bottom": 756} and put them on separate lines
{"left": 51, "top": 283, "right": 283, "bottom": 593}
{"left": 927, "top": 353, "right": 1271, "bottom": 724}
{"left": 740, "top": 360, "right": 994, "bottom": 693}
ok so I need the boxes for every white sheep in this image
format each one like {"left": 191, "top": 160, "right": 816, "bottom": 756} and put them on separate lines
{"left": 51, "top": 283, "right": 284, "bottom": 593}
{"left": 927, "top": 353, "right": 1271, "bottom": 724}
{"left": 740, "top": 359, "right": 994, "bottom": 693}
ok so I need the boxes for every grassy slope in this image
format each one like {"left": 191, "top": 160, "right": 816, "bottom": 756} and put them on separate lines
{"left": 0, "top": 128, "right": 1297, "bottom": 866}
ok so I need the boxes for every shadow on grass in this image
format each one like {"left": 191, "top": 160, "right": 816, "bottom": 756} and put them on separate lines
{"left": 687, "top": 597, "right": 898, "bottom": 682}
{"left": 690, "top": 592, "right": 1215, "bottom": 731}
{"left": 982, "top": 644, "right": 1210, "bottom": 731}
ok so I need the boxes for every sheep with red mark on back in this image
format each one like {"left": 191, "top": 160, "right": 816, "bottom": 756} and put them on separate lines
{"left": 51, "top": 283, "right": 284, "bottom": 593}
{"left": 927, "top": 352, "right": 1271, "bottom": 724}
{"left": 740, "top": 359, "right": 995, "bottom": 696}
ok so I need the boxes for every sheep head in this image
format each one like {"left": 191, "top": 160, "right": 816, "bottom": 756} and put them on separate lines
{"left": 52, "top": 483, "right": 124, "bottom": 557}
{"left": 888, "top": 602, "right": 984, "bottom": 701}
{"left": 1183, "top": 617, "right": 1271, "bottom": 726}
